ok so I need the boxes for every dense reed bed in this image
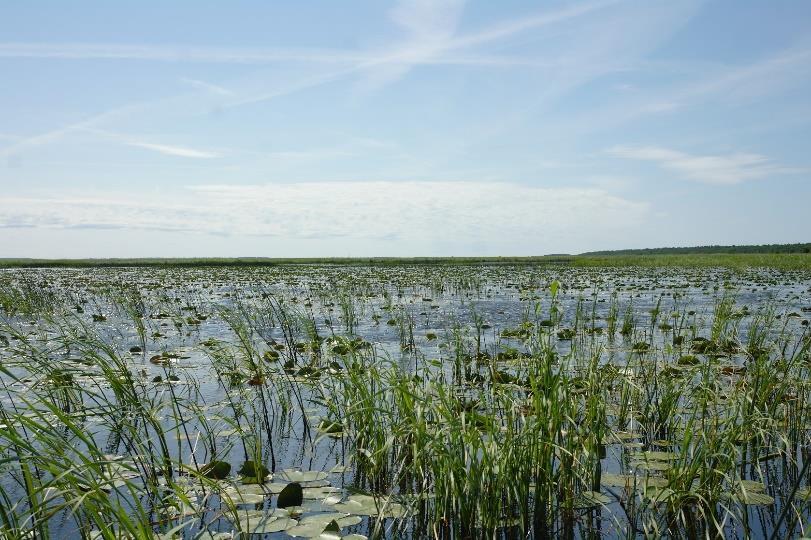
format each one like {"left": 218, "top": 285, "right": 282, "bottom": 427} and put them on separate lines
{"left": 0, "top": 264, "right": 809, "bottom": 539}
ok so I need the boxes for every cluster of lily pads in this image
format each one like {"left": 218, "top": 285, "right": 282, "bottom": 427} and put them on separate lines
{"left": 0, "top": 263, "right": 810, "bottom": 538}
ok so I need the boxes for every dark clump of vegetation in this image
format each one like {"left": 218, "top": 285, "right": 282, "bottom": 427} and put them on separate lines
{"left": 582, "top": 242, "right": 811, "bottom": 255}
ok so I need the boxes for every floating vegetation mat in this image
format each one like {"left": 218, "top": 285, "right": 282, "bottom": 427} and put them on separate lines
{"left": 0, "top": 264, "right": 810, "bottom": 538}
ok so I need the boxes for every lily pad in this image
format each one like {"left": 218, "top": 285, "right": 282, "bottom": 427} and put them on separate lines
{"left": 641, "top": 451, "right": 679, "bottom": 461}
{"left": 236, "top": 510, "right": 297, "bottom": 534}
{"left": 333, "top": 494, "right": 406, "bottom": 518}
{"left": 303, "top": 486, "right": 342, "bottom": 499}
{"left": 278, "top": 470, "right": 329, "bottom": 483}
{"left": 738, "top": 479, "right": 766, "bottom": 492}
{"left": 795, "top": 487, "right": 811, "bottom": 500}
{"left": 221, "top": 484, "right": 269, "bottom": 505}
{"left": 239, "top": 460, "right": 270, "bottom": 478}
{"left": 630, "top": 460, "right": 671, "bottom": 472}
{"left": 737, "top": 491, "right": 775, "bottom": 505}
{"left": 575, "top": 490, "right": 612, "bottom": 508}
{"left": 285, "top": 513, "right": 362, "bottom": 537}
{"left": 201, "top": 461, "right": 231, "bottom": 480}
{"left": 600, "top": 473, "right": 635, "bottom": 488}
{"left": 278, "top": 482, "right": 304, "bottom": 508}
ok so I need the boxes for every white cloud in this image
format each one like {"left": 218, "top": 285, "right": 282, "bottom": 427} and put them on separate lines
{"left": 82, "top": 128, "right": 221, "bottom": 159}
{"left": 0, "top": 182, "right": 649, "bottom": 251}
{"left": 678, "top": 46, "right": 811, "bottom": 106}
{"left": 0, "top": 104, "right": 140, "bottom": 158}
{"left": 357, "top": 0, "right": 620, "bottom": 90}
{"left": 607, "top": 145, "right": 797, "bottom": 185}
{"left": 180, "top": 77, "right": 235, "bottom": 96}
{"left": 0, "top": 42, "right": 543, "bottom": 69}
{"left": 391, "top": 0, "right": 466, "bottom": 44}
{"left": 354, "top": 0, "right": 466, "bottom": 90}
{"left": 606, "top": 44, "right": 811, "bottom": 125}
{"left": 0, "top": 1, "right": 612, "bottom": 70}
{"left": 449, "top": 0, "right": 618, "bottom": 50}
{"left": 124, "top": 141, "right": 220, "bottom": 159}
{"left": 0, "top": 0, "right": 617, "bottom": 103}
{"left": 0, "top": 42, "right": 369, "bottom": 64}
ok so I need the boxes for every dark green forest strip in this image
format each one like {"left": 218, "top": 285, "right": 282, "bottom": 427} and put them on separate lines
{"left": 581, "top": 242, "right": 811, "bottom": 256}
{"left": 573, "top": 253, "right": 811, "bottom": 270}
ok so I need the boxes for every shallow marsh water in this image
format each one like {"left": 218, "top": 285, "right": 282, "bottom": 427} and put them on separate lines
{"left": 0, "top": 264, "right": 810, "bottom": 539}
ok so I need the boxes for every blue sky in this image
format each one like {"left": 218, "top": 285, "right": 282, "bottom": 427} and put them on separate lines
{"left": 1, "top": 0, "right": 809, "bottom": 258}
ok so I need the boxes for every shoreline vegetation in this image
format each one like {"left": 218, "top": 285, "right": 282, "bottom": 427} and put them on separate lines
{"left": 1, "top": 252, "right": 810, "bottom": 271}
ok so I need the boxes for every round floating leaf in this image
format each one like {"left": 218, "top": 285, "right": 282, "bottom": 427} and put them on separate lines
{"left": 194, "top": 532, "right": 233, "bottom": 540}
{"left": 278, "top": 482, "right": 304, "bottom": 508}
{"left": 230, "top": 509, "right": 292, "bottom": 533}
{"left": 285, "top": 513, "right": 362, "bottom": 538}
{"left": 737, "top": 491, "right": 774, "bottom": 506}
{"left": 630, "top": 460, "right": 671, "bottom": 472}
{"left": 221, "top": 484, "right": 268, "bottom": 505}
{"left": 238, "top": 460, "right": 270, "bottom": 480}
{"left": 241, "top": 475, "right": 269, "bottom": 485}
{"left": 201, "top": 461, "right": 230, "bottom": 480}
{"left": 600, "top": 473, "right": 635, "bottom": 488}
{"left": 279, "top": 470, "right": 329, "bottom": 483}
{"left": 643, "top": 476, "right": 670, "bottom": 488}
{"left": 738, "top": 479, "right": 766, "bottom": 492}
{"left": 795, "top": 487, "right": 811, "bottom": 500}
{"left": 575, "top": 490, "right": 612, "bottom": 509}
{"left": 333, "top": 494, "right": 406, "bottom": 518}
{"left": 318, "top": 419, "right": 344, "bottom": 436}
{"left": 641, "top": 451, "right": 679, "bottom": 461}
{"left": 651, "top": 440, "right": 674, "bottom": 448}
{"left": 645, "top": 487, "right": 675, "bottom": 503}
{"left": 240, "top": 515, "right": 297, "bottom": 534}
{"left": 303, "top": 486, "right": 342, "bottom": 499}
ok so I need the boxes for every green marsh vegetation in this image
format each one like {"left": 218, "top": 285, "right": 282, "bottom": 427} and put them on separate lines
{"left": 573, "top": 253, "right": 811, "bottom": 271}
{"left": 2, "top": 251, "right": 810, "bottom": 271}
{"left": 0, "top": 264, "right": 810, "bottom": 538}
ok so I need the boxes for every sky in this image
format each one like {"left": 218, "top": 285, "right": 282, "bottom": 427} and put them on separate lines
{"left": 1, "top": 0, "right": 810, "bottom": 258}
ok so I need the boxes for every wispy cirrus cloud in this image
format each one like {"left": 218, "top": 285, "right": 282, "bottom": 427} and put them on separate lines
{"left": 124, "top": 141, "right": 220, "bottom": 159}
{"left": 353, "top": 0, "right": 467, "bottom": 91}
{"left": 0, "top": 182, "right": 648, "bottom": 249}
{"left": 0, "top": 0, "right": 629, "bottom": 155}
{"left": 607, "top": 145, "right": 800, "bottom": 185}
{"left": 0, "top": 1, "right": 615, "bottom": 69}
{"left": 179, "top": 77, "right": 235, "bottom": 96}
{"left": 0, "top": 104, "right": 141, "bottom": 159}
{"left": 356, "top": 0, "right": 623, "bottom": 90}
{"left": 597, "top": 43, "right": 811, "bottom": 126}
{"left": 0, "top": 41, "right": 560, "bottom": 69}
{"left": 84, "top": 128, "right": 221, "bottom": 159}
{"left": 0, "top": 42, "right": 371, "bottom": 64}
{"left": 675, "top": 45, "right": 811, "bottom": 108}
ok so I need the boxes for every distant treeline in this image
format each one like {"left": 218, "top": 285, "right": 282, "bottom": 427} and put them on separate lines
{"left": 580, "top": 243, "right": 811, "bottom": 256}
